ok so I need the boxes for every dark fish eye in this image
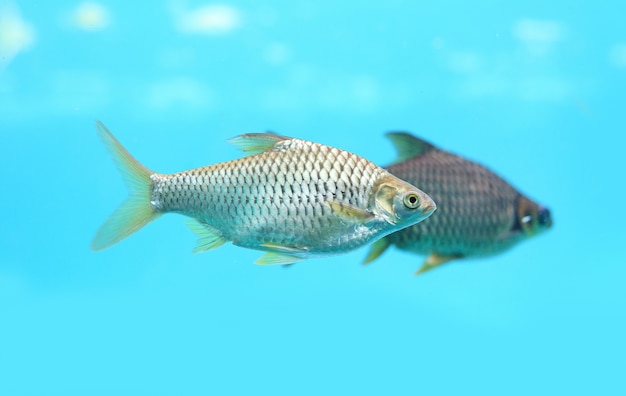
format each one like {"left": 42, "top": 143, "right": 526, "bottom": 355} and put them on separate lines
{"left": 538, "top": 207, "right": 552, "bottom": 227}
{"left": 404, "top": 193, "right": 420, "bottom": 209}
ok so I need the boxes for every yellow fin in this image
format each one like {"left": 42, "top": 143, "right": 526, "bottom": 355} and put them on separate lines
{"left": 227, "top": 133, "right": 290, "bottom": 155}
{"left": 254, "top": 243, "right": 306, "bottom": 265}
{"left": 362, "top": 238, "right": 391, "bottom": 265}
{"left": 92, "top": 121, "right": 160, "bottom": 251}
{"left": 327, "top": 201, "right": 374, "bottom": 223}
{"left": 186, "top": 219, "right": 227, "bottom": 253}
{"left": 255, "top": 252, "right": 304, "bottom": 265}
{"left": 414, "top": 253, "right": 459, "bottom": 276}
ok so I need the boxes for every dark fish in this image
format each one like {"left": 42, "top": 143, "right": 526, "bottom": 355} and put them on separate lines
{"left": 364, "top": 132, "right": 552, "bottom": 275}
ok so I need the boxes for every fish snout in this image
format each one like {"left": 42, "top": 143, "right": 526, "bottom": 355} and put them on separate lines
{"left": 420, "top": 193, "right": 437, "bottom": 218}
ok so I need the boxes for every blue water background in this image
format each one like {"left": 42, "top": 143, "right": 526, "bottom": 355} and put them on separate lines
{"left": 1, "top": 1, "right": 624, "bottom": 395}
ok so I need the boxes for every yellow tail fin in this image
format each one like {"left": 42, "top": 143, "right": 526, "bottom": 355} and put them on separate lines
{"left": 92, "top": 121, "right": 161, "bottom": 251}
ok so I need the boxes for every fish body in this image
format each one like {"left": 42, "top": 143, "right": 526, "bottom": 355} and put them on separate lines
{"left": 364, "top": 132, "right": 552, "bottom": 274}
{"left": 93, "top": 122, "right": 436, "bottom": 265}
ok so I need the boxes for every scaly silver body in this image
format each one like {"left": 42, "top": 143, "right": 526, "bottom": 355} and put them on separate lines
{"left": 92, "top": 122, "right": 436, "bottom": 265}
{"left": 151, "top": 138, "right": 409, "bottom": 256}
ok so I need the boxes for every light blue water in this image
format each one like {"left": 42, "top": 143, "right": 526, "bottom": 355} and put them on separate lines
{"left": 1, "top": 1, "right": 624, "bottom": 395}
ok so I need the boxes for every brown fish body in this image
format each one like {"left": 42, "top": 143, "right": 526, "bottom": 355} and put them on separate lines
{"left": 364, "top": 133, "right": 552, "bottom": 274}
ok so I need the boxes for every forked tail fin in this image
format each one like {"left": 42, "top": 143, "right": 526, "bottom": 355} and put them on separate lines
{"left": 92, "top": 121, "right": 161, "bottom": 251}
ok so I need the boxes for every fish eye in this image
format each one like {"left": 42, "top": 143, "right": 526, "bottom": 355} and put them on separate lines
{"left": 403, "top": 192, "right": 420, "bottom": 209}
{"left": 538, "top": 207, "right": 551, "bottom": 227}
{"left": 515, "top": 196, "right": 551, "bottom": 235}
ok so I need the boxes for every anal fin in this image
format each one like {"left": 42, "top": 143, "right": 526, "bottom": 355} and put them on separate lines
{"left": 414, "top": 253, "right": 460, "bottom": 276}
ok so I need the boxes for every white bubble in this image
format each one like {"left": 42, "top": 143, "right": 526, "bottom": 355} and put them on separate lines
{"left": 71, "top": 2, "right": 110, "bottom": 31}
{"left": 0, "top": 1, "right": 35, "bottom": 70}
{"left": 513, "top": 19, "right": 565, "bottom": 56}
{"left": 513, "top": 19, "right": 563, "bottom": 44}
{"left": 174, "top": 4, "right": 241, "bottom": 35}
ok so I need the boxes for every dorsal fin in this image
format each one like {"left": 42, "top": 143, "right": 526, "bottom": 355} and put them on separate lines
{"left": 227, "top": 132, "right": 291, "bottom": 156}
{"left": 386, "top": 132, "right": 436, "bottom": 164}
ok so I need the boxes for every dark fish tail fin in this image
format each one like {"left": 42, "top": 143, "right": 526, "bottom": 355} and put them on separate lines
{"left": 91, "top": 121, "right": 161, "bottom": 251}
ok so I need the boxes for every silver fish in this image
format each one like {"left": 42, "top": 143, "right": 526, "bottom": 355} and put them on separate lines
{"left": 92, "top": 121, "right": 436, "bottom": 265}
{"left": 364, "top": 132, "right": 552, "bottom": 275}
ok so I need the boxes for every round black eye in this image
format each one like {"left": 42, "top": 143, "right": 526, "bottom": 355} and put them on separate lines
{"left": 404, "top": 193, "right": 420, "bottom": 209}
{"left": 538, "top": 207, "right": 551, "bottom": 226}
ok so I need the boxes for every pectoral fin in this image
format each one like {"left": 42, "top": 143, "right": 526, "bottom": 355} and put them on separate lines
{"left": 362, "top": 238, "right": 391, "bottom": 265}
{"left": 186, "top": 219, "right": 228, "bottom": 253}
{"left": 327, "top": 201, "right": 375, "bottom": 223}
{"left": 414, "top": 253, "right": 460, "bottom": 276}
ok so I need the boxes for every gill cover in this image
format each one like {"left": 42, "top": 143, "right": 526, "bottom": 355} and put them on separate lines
{"left": 372, "top": 177, "right": 401, "bottom": 224}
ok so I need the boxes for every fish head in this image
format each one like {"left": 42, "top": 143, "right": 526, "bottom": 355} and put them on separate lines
{"left": 371, "top": 175, "right": 437, "bottom": 227}
{"left": 515, "top": 195, "right": 553, "bottom": 237}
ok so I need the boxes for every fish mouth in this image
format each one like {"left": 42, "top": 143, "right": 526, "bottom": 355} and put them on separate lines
{"left": 420, "top": 196, "right": 437, "bottom": 218}
{"left": 422, "top": 204, "right": 436, "bottom": 218}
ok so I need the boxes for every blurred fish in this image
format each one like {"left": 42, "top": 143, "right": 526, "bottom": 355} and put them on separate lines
{"left": 364, "top": 132, "right": 552, "bottom": 275}
{"left": 92, "top": 122, "right": 436, "bottom": 265}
